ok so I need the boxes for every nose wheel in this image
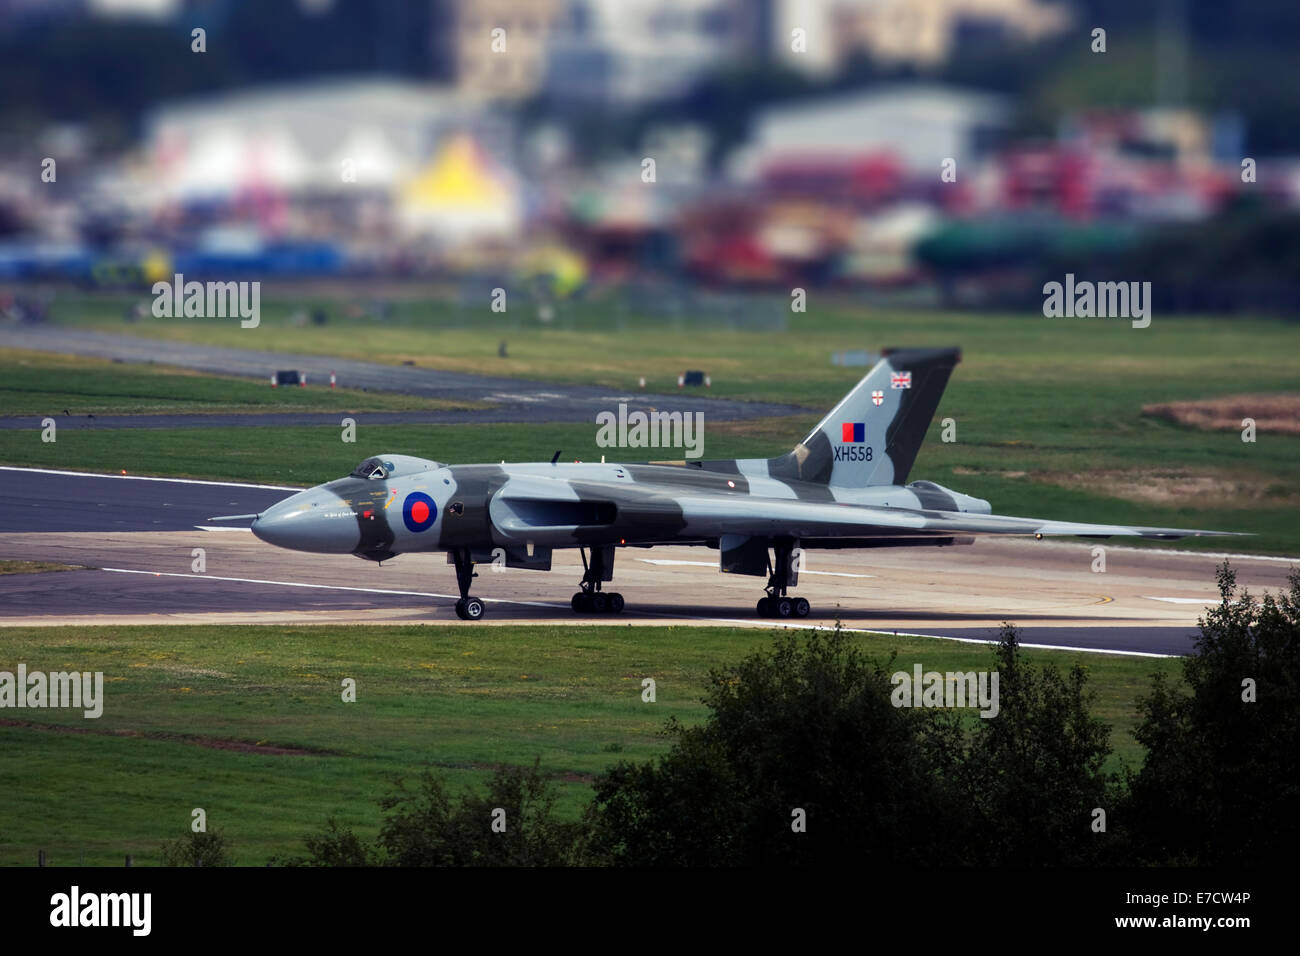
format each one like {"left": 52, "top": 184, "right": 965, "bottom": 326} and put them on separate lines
{"left": 455, "top": 596, "right": 485, "bottom": 621}
{"left": 450, "top": 549, "right": 486, "bottom": 621}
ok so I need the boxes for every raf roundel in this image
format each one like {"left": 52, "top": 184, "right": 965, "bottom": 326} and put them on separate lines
{"left": 402, "top": 492, "right": 438, "bottom": 533}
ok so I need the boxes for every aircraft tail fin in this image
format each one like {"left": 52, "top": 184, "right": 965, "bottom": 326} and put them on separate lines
{"left": 768, "top": 347, "right": 960, "bottom": 488}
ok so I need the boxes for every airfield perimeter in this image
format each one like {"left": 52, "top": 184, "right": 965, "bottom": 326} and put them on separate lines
{"left": 2, "top": 466, "right": 1293, "bottom": 657}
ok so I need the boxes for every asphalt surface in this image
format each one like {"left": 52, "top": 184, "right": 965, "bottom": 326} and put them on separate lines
{"left": 4, "top": 467, "right": 1295, "bottom": 656}
{"left": 0, "top": 466, "right": 293, "bottom": 532}
{"left": 0, "top": 325, "right": 804, "bottom": 427}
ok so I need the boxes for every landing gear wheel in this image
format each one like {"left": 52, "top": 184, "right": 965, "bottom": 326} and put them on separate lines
{"left": 775, "top": 597, "right": 793, "bottom": 618}
{"left": 450, "top": 549, "right": 482, "bottom": 621}
{"left": 757, "top": 597, "right": 772, "bottom": 617}
{"left": 793, "top": 597, "right": 810, "bottom": 618}
{"left": 455, "top": 597, "right": 485, "bottom": 621}
{"left": 573, "top": 546, "right": 618, "bottom": 616}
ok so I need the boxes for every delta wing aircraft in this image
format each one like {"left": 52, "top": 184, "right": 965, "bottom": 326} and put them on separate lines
{"left": 219, "top": 347, "right": 1235, "bottom": 620}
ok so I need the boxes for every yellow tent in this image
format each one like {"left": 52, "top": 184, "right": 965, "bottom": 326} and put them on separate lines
{"left": 399, "top": 133, "right": 520, "bottom": 239}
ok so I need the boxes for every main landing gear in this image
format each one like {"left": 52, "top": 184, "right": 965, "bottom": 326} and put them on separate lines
{"left": 572, "top": 545, "right": 624, "bottom": 615}
{"left": 756, "top": 538, "right": 811, "bottom": 619}
{"left": 450, "top": 548, "right": 485, "bottom": 621}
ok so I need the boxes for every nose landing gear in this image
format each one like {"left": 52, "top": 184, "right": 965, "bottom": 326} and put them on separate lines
{"left": 450, "top": 548, "right": 485, "bottom": 621}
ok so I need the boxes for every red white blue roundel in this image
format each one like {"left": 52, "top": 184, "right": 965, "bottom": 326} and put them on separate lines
{"left": 402, "top": 492, "right": 437, "bottom": 533}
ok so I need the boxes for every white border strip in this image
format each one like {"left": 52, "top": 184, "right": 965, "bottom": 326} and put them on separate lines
{"left": 100, "top": 567, "right": 559, "bottom": 609}
{"left": 97, "top": 567, "right": 1179, "bottom": 658}
{"left": 1061, "top": 541, "right": 1300, "bottom": 565}
{"left": 0, "top": 465, "right": 300, "bottom": 492}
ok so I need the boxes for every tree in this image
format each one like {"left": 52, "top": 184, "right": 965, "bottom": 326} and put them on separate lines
{"left": 588, "top": 629, "right": 961, "bottom": 865}
{"left": 588, "top": 625, "right": 1121, "bottom": 866}
{"left": 953, "top": 626, "right": 1118, "bottom": 865}
{"left": 1122, "top": 563, "right": 1300, "bottom": 864}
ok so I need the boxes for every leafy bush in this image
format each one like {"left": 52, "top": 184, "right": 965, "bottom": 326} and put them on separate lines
{"left": 586, "top": 625, "right": 1115, "bottom": 865}
{"left": 1121, "top": 563, "right": 1300, "bottom": 865}
{"left": 291, "top": 760, "right": 582, "bottom": 867}
{"left": 159, "top": 828, "right": 233, "bottom": 867}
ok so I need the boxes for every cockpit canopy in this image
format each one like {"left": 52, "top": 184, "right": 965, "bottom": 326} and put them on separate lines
{"left": 348, "top": 454, "right": 442, "bottom": 480}
{"left": 351, "top": 457, "right": 390, "bottom": 480}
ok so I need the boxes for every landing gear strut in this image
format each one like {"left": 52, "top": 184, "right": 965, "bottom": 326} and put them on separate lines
{"left": 451, "top": 548, "right": 485, "bottom": 621}
{"left": 572, "top": 545, "right": 624, "bottom": 615}
{"left": 756, "top": 538, "right": 811, "bottom": 619}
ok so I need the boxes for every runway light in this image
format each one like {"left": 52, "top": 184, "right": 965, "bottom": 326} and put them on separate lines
{"left": 121, "top": 470, "right": 127, "bottom": 475}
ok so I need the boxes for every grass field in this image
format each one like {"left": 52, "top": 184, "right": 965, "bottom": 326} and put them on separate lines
{"left": 0, "top": 347, "right": 482, "bottom": 416}
{"left": 39, "top": 288, "right": 1300, "bottom": 406}
{"left": 0, "top": 621, "right": 1180, "bottom": 867}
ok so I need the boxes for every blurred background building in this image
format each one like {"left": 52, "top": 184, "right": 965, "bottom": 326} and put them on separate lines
{"left": 0, "top": 0, "right": 1297, "bottom": 312}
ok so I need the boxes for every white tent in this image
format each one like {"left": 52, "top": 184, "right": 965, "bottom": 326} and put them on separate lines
{"left": 162, "top": 127, "right": 247, "bottom": 200}
{"left": 323, "top": 126, "right": 411, "bottom": 191}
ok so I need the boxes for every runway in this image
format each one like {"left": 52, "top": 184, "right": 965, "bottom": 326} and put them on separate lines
{"left": 0, "top": 326, "right": 803, "bottom": 426}
{"left": 2, "top": 467, "right": 1294, "bottom": 657}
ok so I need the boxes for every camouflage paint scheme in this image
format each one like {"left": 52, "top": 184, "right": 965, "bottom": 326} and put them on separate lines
{"left": 246, "top": 348, "right": 1236, "bottom": 607}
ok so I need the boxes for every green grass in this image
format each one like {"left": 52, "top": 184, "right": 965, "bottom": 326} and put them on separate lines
{"left": 0, "top": 347, "right": 483, "bottom": 416}
{"left": 0, "top": 419, "right": 803, "bottom": 486}
{"left": 0, "top": 560, "right": 79, "bottom": 574}
{"left": 41, "top": 289, "right": 1300, "bottom": 408}
{"left": 0, "top": 623, "right": 1180, "bottom": 866}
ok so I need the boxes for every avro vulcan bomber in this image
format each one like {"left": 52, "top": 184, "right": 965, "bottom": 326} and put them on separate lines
{"left": 220, "top": 348, "right": 1234, "bottom": 620}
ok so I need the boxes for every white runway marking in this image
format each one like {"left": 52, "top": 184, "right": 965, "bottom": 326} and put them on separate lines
{"left": 1096, "top": 543, "right": 1299, "bottom": 564}
{"left": 95, "top": 567, "right": 1171, "bottom": 657}
{"left": 639, "top": 558, "right": 873, "bottom": 578}
{"left": 0, "top": 465, "right": 300, "bottom": 492}
{"left": 100, "top": 567, "right": 561, "bottom": 609}
{"left": 639, "top": 559, "right": 718, "bottom": 567}
{"left": 195, "top": 526, "right": 253, "bottom": 533}
{"left": 1144, "top": 596, "right": 1214, "bottom": 605}
{"left": 664, "top": 618, "right": 1180, "bottom": 659}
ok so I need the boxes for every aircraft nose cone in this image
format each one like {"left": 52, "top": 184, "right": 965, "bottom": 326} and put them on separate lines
{"left": 252, "top": 490, "right": 359, "bottom": 553}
